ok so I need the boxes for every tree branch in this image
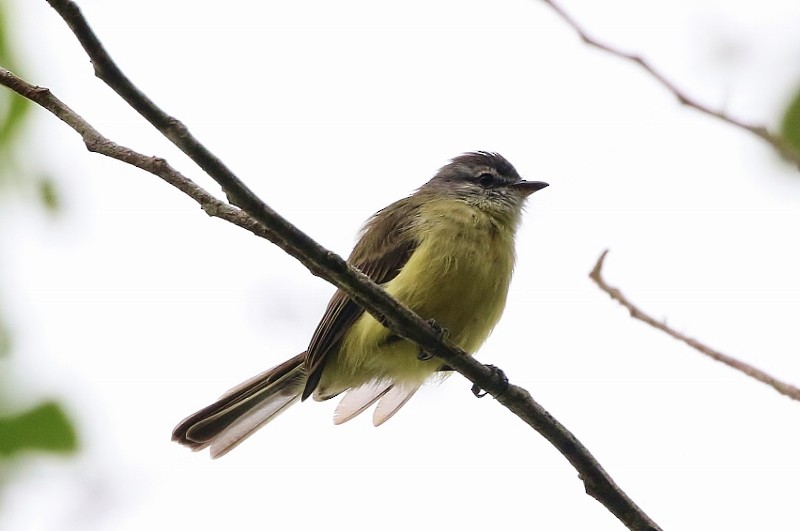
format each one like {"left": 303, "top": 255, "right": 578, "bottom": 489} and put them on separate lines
{"left": 0, "top": 68, "right": 302, "bottom": 243}
{"left": 0, "top": 63, "right": 661, "bottom": 531}
{"left": 590, "top": 250, "right": 800, "bottom": 402}
{"left": 540, "top": 0, "right": 800, "bottom": 167}
{"left": 2, "top": 1, "right": 664, "bottom": 528}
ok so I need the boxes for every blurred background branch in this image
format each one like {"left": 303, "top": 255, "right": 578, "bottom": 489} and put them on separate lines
{"left": 542, "top": 0, "right": 800, "bottom": 167}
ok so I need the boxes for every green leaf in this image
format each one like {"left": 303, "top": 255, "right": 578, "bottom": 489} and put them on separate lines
{"left": 0, "top": 401, "right": 79, "bottom": 457}
{"left": 0, "top": 1, "right": 10, "bottom": 63}
{"left": 0, "top": 91, "right": 30, "bottom": 149}
{"left": 0, "top": 2, "right": 31, "bottom": 149}
{"left": 780, "top": 87, "right": 800, "bottom": 160}
{"left": 37, "top": 176, "right": 60, "bottom": 213}
{"left": 0, "top": 316, "right": 10, "bottom": 357}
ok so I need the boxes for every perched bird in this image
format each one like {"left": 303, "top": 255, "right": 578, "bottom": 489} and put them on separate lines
{"left": 173, "top": 151, "right": 548, "bottom": 457}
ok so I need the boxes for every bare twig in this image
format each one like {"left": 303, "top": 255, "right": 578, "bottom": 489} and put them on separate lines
{"left": 5, "top": 7, "right": 663, "bottom": 529}
{"left": 541, "top": 0, "right": 800, "bottom": 167}
{"left": 590, "top": 250, "right": 800, "bottom": 402}
{"left": 0, "top": 68, "right": 304, "bottom": 246}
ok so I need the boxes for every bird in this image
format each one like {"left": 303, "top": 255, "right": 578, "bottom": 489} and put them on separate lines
{"left": 172, "top": 151, "right": 548, "bottom": 458}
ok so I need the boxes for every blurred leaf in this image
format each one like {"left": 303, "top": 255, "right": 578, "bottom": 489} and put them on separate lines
{"left": 0, "top": 2, "right": 9, "bottom": 63}
{"left": 0, "top": 91, "right": 30, "bottom": 149}
{"left": 780, "top": 87, "right": 800, "bottom": 160}
{"left": 0, "top": 401, "right": 78, "bottom": 457}
{"left": 37, "top": 176, "right": 60, "bottom": 213}
{"left": 0, "top": 1, "right": 31, "bottom": 179}
{"left": 0, "top": 2, "right": 78, "bottom": 473}
{"left": 0, "top": 1, "right": 31, "bottom": 150}
{"left": 0, "top": 0, "right": 32, "bottom": 195}
{"left": 0, "top": 316, "right": 10, "bottom": 357}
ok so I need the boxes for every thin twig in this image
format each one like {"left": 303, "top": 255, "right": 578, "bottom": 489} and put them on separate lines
{"left": 541, "top": 0, "right": 800, "bottom": 167}
{"left": 0, "top": 70, "right": 312, "bottom": 251}
{"left": 590, "top": 250, "right": 800, "bottom": 401}
{"left": 5, "top": 11, "right": 662, "bottom": 529}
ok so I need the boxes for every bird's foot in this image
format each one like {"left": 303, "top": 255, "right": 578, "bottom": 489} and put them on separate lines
{"left": 471, "top": 365, "right": 509, "bottom": 398}
{"left": 418, "top": 319, "right": 448, "bottom": 361}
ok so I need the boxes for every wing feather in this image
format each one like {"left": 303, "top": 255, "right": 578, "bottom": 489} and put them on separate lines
{"left": 301, "top": 197, "right": 421, "bottom": 399}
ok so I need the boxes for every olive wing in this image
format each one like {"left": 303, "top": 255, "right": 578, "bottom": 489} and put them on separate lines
{"left": 301, "top": 197, "right": 420, "bottom": 400}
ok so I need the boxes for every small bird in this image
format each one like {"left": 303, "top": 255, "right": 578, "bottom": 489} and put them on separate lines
{"left": 172, "top": 152, "right": 548, "bottom": 457}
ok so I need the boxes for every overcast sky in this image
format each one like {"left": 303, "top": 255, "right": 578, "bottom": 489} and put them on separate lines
{"left": 3, "top": 0, "right": 800, "bottom": 529}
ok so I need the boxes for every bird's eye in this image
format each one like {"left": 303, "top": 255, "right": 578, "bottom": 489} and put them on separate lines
{"left": 477, "top": 173, "right": 495, "bottom": 187}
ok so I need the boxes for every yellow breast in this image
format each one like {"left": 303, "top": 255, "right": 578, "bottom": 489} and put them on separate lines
{"left": 325, "top": 198, "right": 518, "bottom": 390}
{"left": 390, "top": 199, "right": 516, "bottom": 351}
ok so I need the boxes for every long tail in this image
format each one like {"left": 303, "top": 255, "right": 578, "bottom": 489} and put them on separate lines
{"left": 172, "top": 352, "right": 306, "bottom": 458}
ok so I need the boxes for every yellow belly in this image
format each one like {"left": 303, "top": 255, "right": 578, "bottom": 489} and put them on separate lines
{"left": 319, "top": 199, "right": 518, "bottom": 393}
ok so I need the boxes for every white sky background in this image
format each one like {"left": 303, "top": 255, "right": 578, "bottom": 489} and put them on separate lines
{"left": 2, "top": 0, "right": 800, "bottom": 529}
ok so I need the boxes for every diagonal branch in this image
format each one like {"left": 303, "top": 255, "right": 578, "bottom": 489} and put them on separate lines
{"left": 590, "top": 250, "right": 800, "bottom": 402}
{"left": 0, "top": 65, "right": 661, "bottom": 531}
{"left": 540, "top": 0, "right": 800, "bottom": 167}
{"left": 6, "top": 5, "right": 664, "bottom": 528}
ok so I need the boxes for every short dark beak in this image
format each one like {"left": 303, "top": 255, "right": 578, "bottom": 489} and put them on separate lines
{"left": 510, "top": 180, "right": 549, "bottom": 197}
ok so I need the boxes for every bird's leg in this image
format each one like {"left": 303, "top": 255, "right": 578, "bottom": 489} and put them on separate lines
{"left": 417, "top": 319, "right": 448, "bottom": 361}
{"left": 471, "top": 365, "right": 509, "bottom": 398}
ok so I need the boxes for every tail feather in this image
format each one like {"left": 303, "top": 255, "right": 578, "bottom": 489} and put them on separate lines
{"left": 172, "top": 353, "right": 306, "bottom": 457}
{"left": 332, "top": 381, "right": 419, "bottom": 427}
{"left": 174, "top": 352, "right": 426, "bottom": 457}
{"left": 333, "top": 382, "right": 393, "bottom": 425}
{"left": 373, "top": 386, "right": 418, "bottom": 427}
{"left": 209, "top": 393, "right": 301, "bottom": 458}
